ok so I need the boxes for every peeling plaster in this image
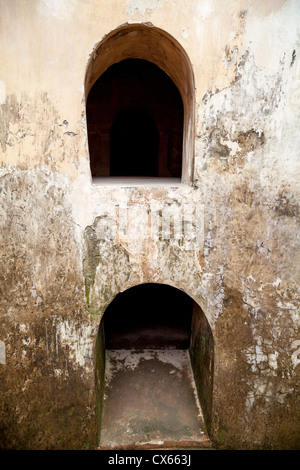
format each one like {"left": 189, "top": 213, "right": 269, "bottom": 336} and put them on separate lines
{"left": 56, "top": 320, "right": 95, "bottom": 371}
{"left": 291, "top": 340, "right": 300, "bottom": 368}
{"left": 0, "top": 0, "right": 299, "bottom": 451}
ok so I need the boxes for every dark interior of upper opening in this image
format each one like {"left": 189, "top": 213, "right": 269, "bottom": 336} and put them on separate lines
{"left": 110, "top": 108, "right": 159, "bottom": 176}
{"left": 104, "top": 283, "right": 193, "bottom": 349}
{"left": 86, "top": 59, "right": 184, "bottom": 178}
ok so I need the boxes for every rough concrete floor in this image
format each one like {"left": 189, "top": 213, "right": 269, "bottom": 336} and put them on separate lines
{"left": 99, "top": 349, "right": 211, "bottom": 450}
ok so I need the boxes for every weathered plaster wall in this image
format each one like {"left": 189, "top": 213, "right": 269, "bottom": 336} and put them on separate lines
{"left": 0, "top": 0, "right": 299, "bottom": 449}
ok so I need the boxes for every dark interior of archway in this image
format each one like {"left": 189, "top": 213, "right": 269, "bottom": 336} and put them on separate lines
{"left": 104, "top": 283, "right": 193, "bottom": 349}
{"left": 110, "top": 109, "right": 159, "bottom": 176}
{"left": 86, "top": 59, "right": 184, "bottom": 178}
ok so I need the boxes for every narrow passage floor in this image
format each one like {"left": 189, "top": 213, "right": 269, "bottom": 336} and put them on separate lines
{"left": 99, "top": 349, "right": 211, "bottom": 450}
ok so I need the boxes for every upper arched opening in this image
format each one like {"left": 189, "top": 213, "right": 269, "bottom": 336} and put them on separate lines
{"left": 85, "top": 24, "right": 195, "bottom": 184}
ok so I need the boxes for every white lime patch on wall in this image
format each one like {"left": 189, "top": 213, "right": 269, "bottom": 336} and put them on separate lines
{"left": 291, "top": 340, "right": 300, "bottom": 368}
{"left": 0, "top": 80, "right": 6, "bottom": 105}
{"left": 0, "top": 341, "right": 6, "bottom": 364}
{"left": 126, "top": 0, "right": 169, "bottom": 15}
{"left": 57, "top": 321, "right": 95, "bottom": 371}
{"left": 38, "top": 0, "right": 77, "bottom": 21}
{"left": 30, "top": 286, "right": 43, "bottom": 306}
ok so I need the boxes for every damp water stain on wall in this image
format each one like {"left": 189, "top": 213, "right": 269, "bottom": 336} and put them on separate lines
{"left": 0, "top": 0, "right": 299, "bottom": 450}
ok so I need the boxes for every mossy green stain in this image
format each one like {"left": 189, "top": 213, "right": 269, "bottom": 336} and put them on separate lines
{"left": 217, "top": 429, "right": 227, "bottom": 446}
{"left": 95, "top": 320, "right": 106, "bottom": 444}
{"left": 83, "top": 223, "right": 102, "bottom": 314}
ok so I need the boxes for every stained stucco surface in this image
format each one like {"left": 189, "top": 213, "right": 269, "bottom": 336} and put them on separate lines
{"left": 0, "top": 0, "right": 299, "bottom": 449}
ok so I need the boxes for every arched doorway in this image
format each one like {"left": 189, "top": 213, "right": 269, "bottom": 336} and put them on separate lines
{"left": 85, "top": 24, "right": 195, "bottom": 184}
{"left": 95, "top": 283, "right": 214, "bottom": 449}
